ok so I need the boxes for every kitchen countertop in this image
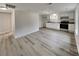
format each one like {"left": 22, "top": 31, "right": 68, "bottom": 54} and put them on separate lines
{"left": 47, "top": 21, "right": 75, "bottom": 24}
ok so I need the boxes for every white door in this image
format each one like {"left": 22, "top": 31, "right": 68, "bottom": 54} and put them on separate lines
{"left": 0, "top": 12, "right": 11, "bottom": 34}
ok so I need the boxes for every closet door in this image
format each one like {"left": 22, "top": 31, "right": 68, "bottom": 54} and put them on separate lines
{"left": 0, "top": 12, "right": 11, "bottom": 34}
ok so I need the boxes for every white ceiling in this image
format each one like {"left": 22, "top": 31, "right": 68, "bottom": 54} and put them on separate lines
{"left": 0, "top": 3, "right": 78, "bottom": 14}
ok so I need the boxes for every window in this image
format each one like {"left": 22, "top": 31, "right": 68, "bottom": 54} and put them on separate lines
{"left": 50, "top": 14, "right": 58, "bottom": 22}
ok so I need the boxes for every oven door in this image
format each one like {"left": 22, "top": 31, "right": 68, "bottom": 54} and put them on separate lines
{"left": 60, "top": 23, "right": 68, "bottom": 29}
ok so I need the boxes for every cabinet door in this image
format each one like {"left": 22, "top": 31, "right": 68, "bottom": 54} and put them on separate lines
{"left": 69, "top": 24, "right": 75, "bottom": 32}
{"left": 46, "top": 23, "right": 60, "bottom": 30}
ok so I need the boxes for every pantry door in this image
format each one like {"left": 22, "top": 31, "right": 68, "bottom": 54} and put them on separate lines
{"left": 0, "top": 12, "right": 11, "bottom": 34}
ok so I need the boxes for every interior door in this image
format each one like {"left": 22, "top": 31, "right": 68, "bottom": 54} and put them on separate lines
{"left": 0, "top": 12, "right": 11, "bottom": 34}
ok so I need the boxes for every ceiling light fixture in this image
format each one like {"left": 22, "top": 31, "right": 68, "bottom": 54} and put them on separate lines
{"left": 48, "top": 3, "right": 53, "bottom": 5}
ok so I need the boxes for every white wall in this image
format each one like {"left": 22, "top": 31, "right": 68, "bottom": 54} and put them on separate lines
{"left": 39, "top": 14, "right": 50, "bottom": 28}
{"left": 75, "top": 5, "right": 79, "bottom": 36}
{"left": 39, "top": 16, "right": 43, "bottom": 28}
{"left": 0, "top": 13, "right": 11, "bottom": 34}
{"left": 78, "top": 11, "right": 79, "bottom": 35}
{"left": 75, "top": 4, "right": 79, "bottom": 54}
{"left": 15, "top": 10, "right": 40, "bottom": 38}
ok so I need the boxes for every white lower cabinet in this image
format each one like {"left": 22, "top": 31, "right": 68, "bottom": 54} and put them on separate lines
{"left": 68, "top": 24, "right": 75, "bottom": 33}
{"left": 46, "top": 23, "right": 60, "bottom": 30}
{"left": 46, "top": 23, "right": 75, "bottom": 33}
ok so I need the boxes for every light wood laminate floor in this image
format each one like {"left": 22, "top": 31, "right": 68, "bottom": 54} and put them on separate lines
{"left": 0, "top": 28, "right": 78, "bottom": 56}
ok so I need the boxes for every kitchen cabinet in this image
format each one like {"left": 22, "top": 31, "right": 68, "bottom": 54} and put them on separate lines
{"left": 68, "top": 24, "right": 75, "bottom": 33}
{"left": 46, "top": 23, "right": 60, "bottom": 30}
{"left": 46, "top": 23, "right": 75, "bottom": 33}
